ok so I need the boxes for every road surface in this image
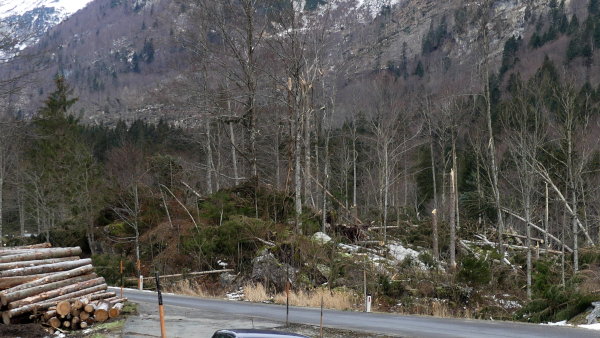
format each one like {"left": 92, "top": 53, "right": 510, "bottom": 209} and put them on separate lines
{"left": 110, "top": 287, "right": 598, "bottom": 338}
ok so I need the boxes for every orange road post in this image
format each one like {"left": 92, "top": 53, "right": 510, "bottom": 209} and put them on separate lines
{"left": 156, "top": 271, "right": 167, "bottom": 338}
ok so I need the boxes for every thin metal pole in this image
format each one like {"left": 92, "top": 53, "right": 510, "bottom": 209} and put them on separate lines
{"left": 320, "top": 294, "right": 324, "bottom": 338}
{"left": 286, "top": 266, "right": 290, "bottom": 327}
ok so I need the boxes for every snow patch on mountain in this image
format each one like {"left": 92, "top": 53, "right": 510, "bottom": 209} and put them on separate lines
{"left": 0, "top": 0, "right": 93, "bottom": 19}
{"left": 0, "top": 0, "right": 94, "bottom": 56}
{"left": 311, "top": 0, "right": 405, "bottom": 22}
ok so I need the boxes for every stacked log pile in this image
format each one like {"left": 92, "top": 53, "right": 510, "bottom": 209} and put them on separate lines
{"left": 0, "top": 244, "right": 127, "bottom": 331}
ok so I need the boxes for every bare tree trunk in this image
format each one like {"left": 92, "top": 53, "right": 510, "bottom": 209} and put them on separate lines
{"left": 205, "top": 119, "right": 213, "bottom": 195}
{"left": 321, "top": 130, "right": 330, "bottom": 233}
{"left": 572, "top": 189, "right": 578, "bottom": 272}
{"left": 161, "top": 189, "right": 173, "bottom": 229}
{"left": 450, "top": 168, "right": 456, "bottom": 269}
{"left": 561, "top": 209, "right": 566, "bottom": 286}
{"left": 36, "top": 198, "right": 41, "bottom": 236}
{"left": 525, "top": 183, "right": 532, "bottom": 300}
{"left": 294, "top": 80, "right": 303, "bottom": 234}
{"left": 228, "top": 121, "right": 239, "bottom": 184}
{"left": 452, "top": 133, "right": 459, "bottom": 232}
{"left": 481, "top": 10, "right": 505, "bottom": 260}
{"left": 303, "top": 104, "right": 313, "bottom": 208}
{"left": 352, "top": 119, "right": 358, "bottom": 220}
{"left": 133, "top": 185, "right": 141, "bottom": 280}
{"left": 429, "top": 126, "right": 439, "bottom": 260}
{"left": 383, "top": 142, "right": 389, "bottom": 245}
{"left": 545, "top": 183, "right": 549, "bottom": 252}
{"left": 276, "top": 124, "right": 281, "bottom": 190}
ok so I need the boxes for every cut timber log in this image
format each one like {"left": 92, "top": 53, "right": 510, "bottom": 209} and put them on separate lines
{"left": 0, "top": 258, "right": 92, "bottom": 278}
{"left": 0, "top": 243, "right": 51, "bottom": 250}
{"left": 48, "top": 317, "right": 61, "bottom": 329}
{"left": 3, "top": 283, "right": 109, "bottom": 323}
{"left": 0, "top": 265, "right": 93, "bottom": 294}
{"left": 84, "top": 303, "right": 95, "bottom": 313}
{"left": 79, "top": 311, "right": 90, "bottom": 321}
{"left": 72, "top": 299, "right": 83, "bottom": 310}
{"left": 71, "top": 316, "right": 80, "bottom": 329}
{"left": 56, "top": 301, "right": 71, "bottom": 317}
{"left": 43, "top": 310, "right": 57, "bottom": 321}
{"left": 84, "top": 292, "right": 116, "bottom": 303}
{"left": 62, "top": 320, "right": 70, "bottom": 328}
{"left": 70, "top": 308, "right": 80, "bottom": 318}
{"left": 109, "top": 303, "right": 124, "bottom": 318}
{"left": 94, "top": 302, "right": 110, "bottom": 322}
{"left": 42, "top": 284, "right": 108, "bottom": 304}
{"left": 0, "top": 256, "right": 79, "bottom": 271}
{"left": 0, "top": 273, "right": 54, "bottom": 290}
{"left": 108, "top": 298, "right": 127, "bottom": 306}
{"left": 79, "top": 320, "right": 88, "bottom": 329}
{"left": 0, "top": 247, "right": 82, "bottom": 263}
{"left": 2, "top": 273, "right": 96, "bottom": 305}
{"left": 8, "top": 277, "right": 106, "bottom": 309}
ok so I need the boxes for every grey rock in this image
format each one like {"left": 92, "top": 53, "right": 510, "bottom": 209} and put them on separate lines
{"left": 251, "top": 249, "right": 296, "bottom": 289}
{"left": 586, "top": 301, "right": 600, "bottom": 325}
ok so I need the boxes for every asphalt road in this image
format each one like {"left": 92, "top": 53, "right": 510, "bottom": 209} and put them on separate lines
{"left": 110, "top": 287, "right": 598, "bottom": 338}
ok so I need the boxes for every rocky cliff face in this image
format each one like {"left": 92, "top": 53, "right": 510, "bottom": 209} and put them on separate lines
{"left": 0, "top": 0, "right": 94, "bottom": 56}
{"left": 1, "top": 0, "right": 588, "bottom": 123}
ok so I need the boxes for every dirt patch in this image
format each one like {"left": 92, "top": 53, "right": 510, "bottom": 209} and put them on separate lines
{"left": 0, "top": 323, "right": 50, "bottom": 338}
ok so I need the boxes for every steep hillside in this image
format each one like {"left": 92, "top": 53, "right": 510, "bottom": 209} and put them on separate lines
{"left": 0, "top": 0, "right": 94, "bottom": 55}
{"left": 3, "top": 0, "right": 599, "bottom": 123}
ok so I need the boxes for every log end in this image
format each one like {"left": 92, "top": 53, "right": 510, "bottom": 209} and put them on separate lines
{"left": 108, "top": 308, "right": 120, "bottom": 318}
{"left": 48, "top": 317, "right": 61, "bottom": 329}
{"left": 56, "top": 300, "right": 71, "bottom": 317}
{"left": 94, "top": 309, "right": 109, "bottom": 322}
{"left": 2, "top": 311, "right": 11, "bottom": 325}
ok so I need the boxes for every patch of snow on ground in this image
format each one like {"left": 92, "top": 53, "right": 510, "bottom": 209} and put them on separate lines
{"left": 226, "top": 287, "right": 244, "bottom": 301}
{"left": 542, "top": 320, "right": 570, "bottom": 326}
{"left": 579, "top": 323, "right": 600, "bottom": 331}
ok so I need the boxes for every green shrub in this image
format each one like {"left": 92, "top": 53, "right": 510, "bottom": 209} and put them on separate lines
{"left": 92, "top": 254, "right": 135, "bottom": 285}
{"left": 458, "top": 254, "right": 491, "bottom": 286}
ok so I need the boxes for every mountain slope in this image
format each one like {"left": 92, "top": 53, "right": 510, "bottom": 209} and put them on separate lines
{"left": 0, "top": 0, "right": 94, "bottom": 54}
{"left": 3, "top": 0, "right": 598, "bottom": 123}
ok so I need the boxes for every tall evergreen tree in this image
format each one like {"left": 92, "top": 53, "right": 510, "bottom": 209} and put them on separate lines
{"left": 28, "top": 76, "right": 102, "bottom": 248}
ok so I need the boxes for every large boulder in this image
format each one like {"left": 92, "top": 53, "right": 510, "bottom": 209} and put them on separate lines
{"left": 251, "top": 249, "right": 296, "bottom": 290}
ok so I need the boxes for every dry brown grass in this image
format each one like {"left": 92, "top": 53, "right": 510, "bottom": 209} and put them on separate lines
{"left": 276, "top": 287, "right": 356, "bottom": 310}
{"left": 163, "top": 279, "right": 210, "bottom": 297}
{"left": 243, "top": 283, "right": 356, "bottom": 311}
{"left": 243, "top": 282, "right": 270, "bottom": 302}
{"left": 431, "top": 300, "right": 450, "bottom": 317}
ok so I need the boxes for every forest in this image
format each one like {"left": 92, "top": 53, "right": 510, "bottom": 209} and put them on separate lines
{"left": 1, "top": 0, "right": 600, "bottom": 324}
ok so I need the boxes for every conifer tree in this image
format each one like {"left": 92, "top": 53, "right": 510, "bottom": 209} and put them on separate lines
{"left": 28, "top": 76, "right": 101, "bottom": 248}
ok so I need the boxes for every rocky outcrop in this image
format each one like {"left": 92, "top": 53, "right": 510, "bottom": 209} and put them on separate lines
{"left": 251, "top": 249, "right": 296, "bottom": 290}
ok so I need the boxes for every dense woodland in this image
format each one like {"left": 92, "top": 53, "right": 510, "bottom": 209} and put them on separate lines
{"left": 2, "top": 0, "right": 600, "bottom": 323}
